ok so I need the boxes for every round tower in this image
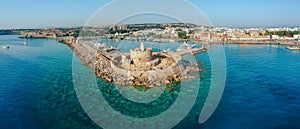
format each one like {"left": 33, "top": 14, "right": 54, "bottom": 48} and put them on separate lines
{"left": 130, "top": 42, "right": 153, "bottom": 64}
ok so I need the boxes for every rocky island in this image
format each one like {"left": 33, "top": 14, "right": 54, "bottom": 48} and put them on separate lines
{"left": 60, "top": 37, "right": 207, "bottom": 87}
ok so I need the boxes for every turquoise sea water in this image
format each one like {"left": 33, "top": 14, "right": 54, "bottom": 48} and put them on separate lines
{"left": 0, "top": 35, "right": 300, "bottom": 129}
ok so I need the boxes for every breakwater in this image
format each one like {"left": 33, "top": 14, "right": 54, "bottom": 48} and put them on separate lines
{"left": 59, "top": 38, "right": 206, "bottom": 87}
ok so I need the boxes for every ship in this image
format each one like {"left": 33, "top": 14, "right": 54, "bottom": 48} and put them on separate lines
{"left": 286, "top": 42, "right": 300, "bottom": 50}
{"left": 176, "top": 42, "right": 196, "bottom": 52}
{"left": 286, "top": 46, "right": 300, "bottom": 50}
{"left": 2, "top": 45, "right": 10, "bottom": 49}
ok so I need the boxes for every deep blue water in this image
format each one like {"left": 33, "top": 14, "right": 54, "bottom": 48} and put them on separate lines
{"left": 1, "top": 35, "right": 300, "bottom": 129}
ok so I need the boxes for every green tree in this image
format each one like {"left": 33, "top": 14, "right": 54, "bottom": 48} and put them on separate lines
{"left": 178, "top": 32, "right": 188, "bottom": 39}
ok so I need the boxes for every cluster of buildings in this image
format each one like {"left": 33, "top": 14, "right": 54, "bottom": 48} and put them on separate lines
{"left": 109, "top": 24, "right": 300, "bottom": 42}
{"left": 223, "top": 27, "right": 300, "bottom": 41}
{"left": 111, "top": 25, "right": 128, "bottom": 31}
{"left": 17, "top": 27, "right": 81, "bottom": 39}
{"left": 19, "top": 30, "right": 57, "bottom": 38}
{"left": 15, "top": 24, "right": 300, "bottom": 42}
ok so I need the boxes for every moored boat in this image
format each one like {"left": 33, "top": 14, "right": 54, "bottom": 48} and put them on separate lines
{"left": 2, "top": 45, "right": 10, "bottom": 49}
{"left": 286, "top": 46, "right": 300, "bottom": 50}
{"left": 176, "top": 42, "right": 196, "bottom": 52}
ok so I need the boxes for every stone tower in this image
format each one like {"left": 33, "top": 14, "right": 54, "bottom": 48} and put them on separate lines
{"left": 130, "top": 42, "right": 152, "bottom": 64}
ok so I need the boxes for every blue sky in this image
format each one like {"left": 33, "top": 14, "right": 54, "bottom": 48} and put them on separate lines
{"left": 193, "top": 0, "right": 300, "bottom": 27}
{"left": 0, "top": 0, "right": 299, "bottom": 29}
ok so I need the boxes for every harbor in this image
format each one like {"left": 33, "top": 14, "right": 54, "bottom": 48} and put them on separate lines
{"left": 1, "top": 0, "right": 300, "bottom": 128}
{"left": 1, "top": 35, "right": 300, "bottom": 128}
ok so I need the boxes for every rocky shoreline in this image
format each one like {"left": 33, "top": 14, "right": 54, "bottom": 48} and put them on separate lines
{"left": 19, "top": 34, "right": 57, "bottom": 39}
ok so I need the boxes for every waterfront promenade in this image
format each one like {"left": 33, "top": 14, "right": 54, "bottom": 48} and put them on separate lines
{"left": 219, "top": 40, "right": 298, "bottom": 45}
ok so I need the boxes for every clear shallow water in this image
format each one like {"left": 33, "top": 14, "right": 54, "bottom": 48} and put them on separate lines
{"left": 0, "top": 35, "right": 300, "bottom": 129}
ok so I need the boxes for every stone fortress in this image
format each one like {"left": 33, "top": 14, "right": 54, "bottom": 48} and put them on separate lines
{"left": 115, "top": 42, "right": 176, "bottom": 71}
{"left": 60, "top": 37, "right": 207, "bottom": 87}
{"left": 111, "top": 43, "right": 185, "bottom": 87}
{"left": 108, "top": 42, "right": 206, "bottom": 87}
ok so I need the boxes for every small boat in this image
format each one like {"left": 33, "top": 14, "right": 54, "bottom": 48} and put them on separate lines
{"left": 286, "top": 46, "right": 300, "bottom": 50}
{"left": 2, "top": 46, "right": 10, "bottom": 49}
{"left": 23, "top": 41, "right": 27, "bottom": 45}
{"left": 162, "top": 48, "right": 171, "bottom": 53}
{"left": 176, "top": 42, "right": 196, "bottom": 52}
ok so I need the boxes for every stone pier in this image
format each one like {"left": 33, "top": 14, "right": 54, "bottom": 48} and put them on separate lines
{"left": 59, "top": 38, "right": 206, "bottom": 87}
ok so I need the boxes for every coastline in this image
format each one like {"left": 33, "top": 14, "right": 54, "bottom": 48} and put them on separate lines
{"left": 216, "top": 40, "right": 298, "bottom": 45}
{"left": 2, "top": 34, "right": 300, "bottom": 129}
{"left": 102, "top": 37, "right": 299, "bottom": 46}
{"left": 15, "top": 33, "right": 299, "bottom": 46}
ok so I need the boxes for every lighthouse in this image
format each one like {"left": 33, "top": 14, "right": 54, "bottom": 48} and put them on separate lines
{"left": 140, "top": 42, "right": 145, "bottom": 51}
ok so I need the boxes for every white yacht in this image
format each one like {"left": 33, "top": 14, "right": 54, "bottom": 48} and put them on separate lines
{"left": 2, "top": 46, "right": 10, "bottom": 49}
{"left": 286, "top": 46, "right": 300, "bottom": 50}
{"left": 286, "top": 42, "right": 300, "bottom": 50}
{"left": 176, "top": 42, "right": 196, "bottom": 52}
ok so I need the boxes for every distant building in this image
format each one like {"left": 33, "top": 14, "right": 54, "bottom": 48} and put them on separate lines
{"left": 112, "top": 25, "right": 128, "bottom": 31}
{"left": 201, "top": 33, "right": 220, "bottom": 41}
{"left": 270, "top": 35, "right": 280, "bottom": 40}
{"left": 249, "top": 31, "right": 259, "bottom": 37}
{"left": 283, "top": 36, "right": 294, "bottom": 40}
{"left": 294, "top": 35, "right": 300, "bottom": 39}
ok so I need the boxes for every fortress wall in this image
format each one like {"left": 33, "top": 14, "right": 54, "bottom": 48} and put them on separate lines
{"left": 142, "top": 48, "right": 153, "bottom": 62}
{"left": 121, "top": 55, "right": 130, "bottom": 68}
{"left": 169, "top": 53, "right": 182, "bottom": 67}
{"left": 146, "top": 58, "right": 160, "bottom": 67}
{"left": 130, "top": 49, "right": 139, "bottom": 60}
{"left": 110, "top": 61, "right": 128, "bottom": 77}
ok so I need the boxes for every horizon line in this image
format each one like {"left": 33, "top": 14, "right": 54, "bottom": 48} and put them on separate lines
{"left": 1, "top": 23, "right": 300, "bottom": 30}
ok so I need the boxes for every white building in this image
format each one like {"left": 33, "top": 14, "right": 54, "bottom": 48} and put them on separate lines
{"left": 270, "top": 35, "right": 280, "bottom": 40}
{"left": 293, "top": 35, "right": 300, "bottom": 39}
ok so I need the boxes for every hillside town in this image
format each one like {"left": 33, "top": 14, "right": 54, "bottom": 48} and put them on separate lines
{"left": 1, "top": 23, "right": 300, "bottom": 44}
